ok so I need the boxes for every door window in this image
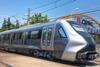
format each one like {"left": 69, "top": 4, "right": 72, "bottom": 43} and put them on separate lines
{"left": 42, "top": 28, "right": 47, "bottom": 46}
{"left": 47, "top": 27, "right": 53, "bottom": 45}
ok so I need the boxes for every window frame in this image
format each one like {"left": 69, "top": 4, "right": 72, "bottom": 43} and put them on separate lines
{"left": 58, "top": 27, "right": 67, "bottom": 38}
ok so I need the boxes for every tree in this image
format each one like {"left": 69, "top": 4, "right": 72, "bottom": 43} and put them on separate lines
{"left": 15, "top": 22, "right": 20, "bottom": 28}
{"left": 29, "top": 13, "right": 49, "bottom": 24}
{"left": 1, "top": 17, "right": 15, "bottom": 31}
{"left": 7, "top": 17, "right": 13, "bottom": 29}
{"left": 2, "top": 18, "right": 8, "bottom": 31}
{"left": 15, "top": 20, "right": 20, "bottom": 28}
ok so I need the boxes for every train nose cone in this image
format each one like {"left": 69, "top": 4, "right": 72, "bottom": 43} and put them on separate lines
{"left": 76, "top": 40, "right": 98, "bottom": 61}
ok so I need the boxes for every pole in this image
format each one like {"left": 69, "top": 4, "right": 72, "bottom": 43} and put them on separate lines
{"left": 27, "top": 8, "right": 31, "bottom": 25}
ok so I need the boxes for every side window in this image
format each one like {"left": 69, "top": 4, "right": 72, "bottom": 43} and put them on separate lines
{"left": 31, "top": 30, "right": 40, "bottom": 39}
{"left": 58, "top": 27, "right": 67, "bottom": 38}
{"left": 25, "top": 32, "right": 28, "bottom": 39}
{"left": 3, "top": 34, "right": 6, "bottom": 40}
{"left": 4, "top": 34, "right": 7, "bottom": 40}
{"left": 0, "top": 35, "right": 1, "bottom": 40}
{"left": 12, "top": 33, "right": 16, "bottom": 40}
{"left": 5, "top": 34, "right": 8, "bottom": 40}
{"left": 18, "top": 32, "right": 22, "bottom": 39}
{"left": 0, "top": 35, "right": 4, "bottom": 41}
{"left": 21, "top": 32, "right": 26, "bottom": 39}
{"left": 24, "top": 32, "right": 31, "bottom": 39}
{"left": 27, "top": 31, "right": 31, "bottom": 39}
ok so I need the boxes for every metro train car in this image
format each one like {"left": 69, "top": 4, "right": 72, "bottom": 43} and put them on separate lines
{"left": 0, "top": 19, "right": 98, "bottom": 62}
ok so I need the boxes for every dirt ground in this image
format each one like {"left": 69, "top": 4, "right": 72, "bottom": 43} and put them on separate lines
{"left": 0, "top": 45, "right": 100, "bottom": 67}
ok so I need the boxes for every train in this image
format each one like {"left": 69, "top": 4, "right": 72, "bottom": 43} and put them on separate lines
{"left": 0, "top": 19, "right": 98, "bottom": 62}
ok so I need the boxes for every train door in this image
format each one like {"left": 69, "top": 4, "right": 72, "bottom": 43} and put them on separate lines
{"left": 41, "top": 25, "right": 55, "bottom": 50}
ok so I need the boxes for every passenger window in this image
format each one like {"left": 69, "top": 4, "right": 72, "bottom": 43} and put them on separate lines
{"left": 15, "top": 33, "right": 19, "bottom": 40}
{"left": 5, "top": 35, "right": 8, "bottom": 40}
{"left": 1, "top": 35, "right": 4, "bottom": 40}
{"left": 12, "top": 33, "right": 16, "bottom": 40}
{"left": 4, "top": 34, "right": 7, "bottom": 40}
{"left": 2, "top": 35, "right": 5, "bottom": 40}
{"left": 58, "top": 27, "right": 66, "bottom": 38}
{"left": 21, "top": 32, "right": 26, "bottom": 39}
{"left": 18, "top": 32, "right": 22, "bottom": 39}
{"left": 25, "top": 32, "right": 31, "bottom": 39}
{"left": 31, "top": 30, "right": 39, "bottom": 39}
{"left": 3, "top": 34, "right": 6, "bottom": 40}
{"left": 27, "top": 32, "right": 31, "bottom": 39}
{"left": 25, "top": 32, "right": 28, "bottom": 39}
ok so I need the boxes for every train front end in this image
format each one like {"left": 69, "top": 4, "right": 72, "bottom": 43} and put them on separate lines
{"left": 60, "top": 20, "right": 98, "bottom": 62}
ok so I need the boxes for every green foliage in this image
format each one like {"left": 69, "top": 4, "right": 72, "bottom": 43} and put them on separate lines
{"left": 1, "top": 17, "right": 14, "bottom": 31}
{"left": 0, "top": 13, "right": 49, "bottom": 32}
{"left": 1, "top": 18, "right": 7, "bottom": 31}
{"left": 20, "top": 22, "right": 28, "bottom": 27}
{"left": 1, "top": 17, "right": 18, "bottom": 32}
{"left": 29, "top": 13, "right": 49, "bottom": 24}
{"left": 15, "top": 22, "right": 20, "bottom": 28}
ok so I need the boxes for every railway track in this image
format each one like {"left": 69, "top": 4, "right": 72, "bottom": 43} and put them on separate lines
{"left": 0, "top": 49, "right": 100, "bottom": 67}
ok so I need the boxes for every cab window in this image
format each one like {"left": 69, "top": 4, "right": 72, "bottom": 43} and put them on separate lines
{"left": 58, "top": 27, "right": 67, "bottom": 38}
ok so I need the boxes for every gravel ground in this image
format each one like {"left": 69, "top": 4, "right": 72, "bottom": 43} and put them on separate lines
{"left": 0, "top": 45, "right": 100, "bottom": 67}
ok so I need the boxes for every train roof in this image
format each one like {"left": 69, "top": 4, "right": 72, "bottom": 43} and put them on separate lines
{"left": 0, "top": 21, "right": 59, "bottom": 35}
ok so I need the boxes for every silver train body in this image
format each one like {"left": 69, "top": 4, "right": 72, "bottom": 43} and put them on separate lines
{"left": 0, "top": 19, "right": 98, "bottom": 62}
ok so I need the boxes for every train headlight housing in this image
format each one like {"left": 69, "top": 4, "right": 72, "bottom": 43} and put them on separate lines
{"left": 77, "top": 53, "right": 86, "bottom": 60}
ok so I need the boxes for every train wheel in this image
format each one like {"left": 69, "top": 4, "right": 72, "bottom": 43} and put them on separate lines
{"left": 34, "top": 50, "right": 40, "bottom": 57}
{"left": 5, "top": 47, "right": 9, "bottom": 51}
{"left": 47, "top": 55, "right": 54, "bottom": 60}
{"left": 29, "top": 50, "right": 34, "bottom": 56}
{"left": 46, "top": 53, "right": 54, "bottom": 60}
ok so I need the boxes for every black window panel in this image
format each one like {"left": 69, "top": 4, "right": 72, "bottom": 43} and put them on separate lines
{"left": 30, "top": 29, "right": 41, "bottom": 39}
{"left": 54, "top": 24, "right": 67, "bottom": 39}
{"left": 21, "top": 32, "right": 26, "bottom": 39}
{"left": 19, "top": 32, "right": 22, "bottom": 39}
{"left": 7, "top": 34, "right": 10, "bottom": 40}
{"left": 15, "top": 33, "right": 20, "bottom": 40}
{"left": 12, "top": 33, "right": 16, "bottom": 40}
{"left": 58, "top": 27, "right": 67, "bottom": 38}
{"left": 0, "top": 35, "right": 4, "bottom": 40}
{"left": 1, "top": 35, "right": 4, "bottom": 40}
{"left": 24, "top": 32, "right": 29, "bottom": 39}
{"left": 31, "top": 31, "right": 39, "bottom": 39}
{"left": 27, "top": 31, "right": 31, "bottom": 39}
{"left": 38, "top": 30, "right": 42, "bottom": 38}
{"left": 0, "top": 36, "right": 1, "bottom": 40}
{"left": 4, "top": 34, "right": 7, "bottom": 40}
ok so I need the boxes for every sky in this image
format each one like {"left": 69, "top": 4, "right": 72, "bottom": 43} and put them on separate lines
{"left": 0, "top": 0, "right": 100, "bottom": 27}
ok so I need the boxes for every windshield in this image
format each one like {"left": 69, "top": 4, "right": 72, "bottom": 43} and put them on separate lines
{"left": 67, "top": 21, "right": 88, "bottom": 33}
{"left": 72, "top": 24, "right": 85, "bottom": 32}
{"left": 67, "top": 21, "right": 92, "bottom": 38}
{"left": 67, "top": 21, "right": 95, "bottom": 44}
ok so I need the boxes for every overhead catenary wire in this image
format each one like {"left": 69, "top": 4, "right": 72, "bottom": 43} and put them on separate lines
{"left": 41, "top": 0, "right": 76, "bottom": 13}
{"left": 31, "top": 0, "right": 62, "bottom": 11}
{"left": 24, "top": 0, "right": 64, "bottom": 24}
{"left": 4, "top": 0, "right": 76, "bottom": 22}
{"left": 80, "top": 9, "right": 100, "bottom": 14}
{"left": 48, "top": 9, "right": 100, "bottom": 20}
